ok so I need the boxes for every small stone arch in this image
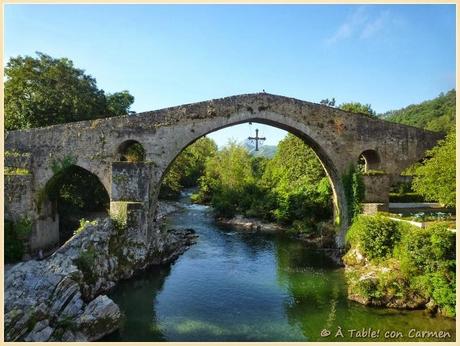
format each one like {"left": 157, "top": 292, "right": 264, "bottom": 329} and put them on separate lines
{"left": 358, "top": 149, "right": 381, "bottom": 172}
{"left": 117, "top": 140, "right": 146, "bottom": 162}
{"left": 38, "top": 164, "right": 110, "bottom": 249}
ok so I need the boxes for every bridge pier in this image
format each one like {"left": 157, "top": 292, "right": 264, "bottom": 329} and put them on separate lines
{"left": 110, "top": 161, "right": 157, "bottom": 241}
{"left": 362, "top": 174, "right": 390, "bottom": 214}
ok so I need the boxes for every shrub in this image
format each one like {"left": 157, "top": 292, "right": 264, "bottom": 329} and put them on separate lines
{"left": 4, "top": 217, "right": 32, "bottom": 263}
{"left": 396, "top": 223, "right": 455, "bottom": 275}
{"left": 75, "top": 245, "right": 98, "bottom": 284}
{"left": 396, "top": 223, "right": 455, "bottom": 317}
{"left": 346, "top": 215, "right": 401, "bottom": 261}
{"left": 73, "top": 218, "right": 98, "bottom": 236}
{"left": 4, "top": 220, "right": 25, "bottom": 263}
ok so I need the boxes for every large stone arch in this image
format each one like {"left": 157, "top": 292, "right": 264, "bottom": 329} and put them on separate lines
{"left": 152, "top": 111, "right": 349, "bottom": 246}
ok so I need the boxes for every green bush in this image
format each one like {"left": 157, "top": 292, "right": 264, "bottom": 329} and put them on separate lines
{"left": 75, "top": 245, "right": 98, "bottom": 284}
{"left": 346, "top": 215, "right": 401, "bottom": 261}
{"left": 4, "top": 220, "right": 25, "bottom": 263}
{"left": 4, "top": 217, "right": 32, "bottom": 263}
{"left": 396, "top": 223, "right": 455, "bottom": 317}
{"left": 396, "top": 223, "right": 455, "bottom": 275}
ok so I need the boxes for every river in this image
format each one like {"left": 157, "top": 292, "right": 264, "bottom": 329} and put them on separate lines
{"left": 103, "top": 191, "right": 455, "bottom": 342}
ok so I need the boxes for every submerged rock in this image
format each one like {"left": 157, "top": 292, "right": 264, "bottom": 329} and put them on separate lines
{"left": 4, "top": 217, "right": 197, "bottom": 341}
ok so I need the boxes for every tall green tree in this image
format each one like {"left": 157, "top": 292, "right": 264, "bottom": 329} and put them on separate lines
{"left": 159, "top": 137, "right": 217, "bottom": 199}
{"left": 262, "top": 134, "right": 332, "bottom": 223}
{"left": 193, "top": 141, "right": 261, "bottom": 217}
{"left": 106, "top": 91, "right": 135, "bottom": 117}
{"left": 411, "top": 130, "right": 455, "bottom": 207}
{"left": 194, "top": 134, "right": 333, "bottom": 233}
{"left": 5, "top": 52, "right": 134, "bottom": 130}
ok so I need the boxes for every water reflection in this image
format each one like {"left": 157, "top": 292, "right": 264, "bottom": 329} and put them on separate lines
{"left": 274, "top": 238, "right": 455, "bottom": 341}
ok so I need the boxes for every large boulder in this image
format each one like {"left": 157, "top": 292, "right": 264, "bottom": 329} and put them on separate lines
{"left": 4, "top": 216, "right": 197, "bottom": 341}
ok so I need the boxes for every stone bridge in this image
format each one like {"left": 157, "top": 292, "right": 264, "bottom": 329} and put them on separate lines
{"left": 4, "top": 93, "right": 443, "bottom": 252}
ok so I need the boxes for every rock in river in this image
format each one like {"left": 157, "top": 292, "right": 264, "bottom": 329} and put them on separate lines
{"left": 4, "top": 216, "right": 197, "bottom": 341}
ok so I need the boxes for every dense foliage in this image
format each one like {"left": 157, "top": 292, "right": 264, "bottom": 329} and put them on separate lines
{"left": 159, "top": 137, "right": 218, "bottom": 199}
{"left": 411, "top": 131, "right": 456, "bottom": 207}
{"left": 381, "top": 89, "right": 455, "bottom": 132}
{"left": 397, "top": 223, "right": 456, "bottom": 317}
{"left": 345, "top": 215, "right": 456, "bottom": 317}
{"left": 339, "top": 102, "right": 376, "bottom": 117}
{"left": 319, "top": 98, "right": 376, "bottom": 118}
{"left": 346, "top": 215, "right": 401, "bottom": 261}
{"left": 342, "top": 165, "right": 364, "bottom": 223}
{"left": 4, "top": 218, "right": 32, "bottom": 263}
{"left": 192, "top": 141, "right": 261, "bottom": 215}
{"left": 262, "top": 134, "right": 332, "bottom": 226}
{"left": 193, "top": 134, "right": 333, "bottom": 235}
{"left": 5, "top": 52, "right": 134, "bottom": 130}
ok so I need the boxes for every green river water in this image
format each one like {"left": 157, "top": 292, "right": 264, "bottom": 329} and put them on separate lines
{"left": 103, "top": 192, "right": 455, "bottom": 342}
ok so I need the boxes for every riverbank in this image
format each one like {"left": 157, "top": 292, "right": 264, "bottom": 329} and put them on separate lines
{"left": 4, "top": 201, "right": 196, "bottom": 341}
{"left": 343, "top": 215, "right": 455, "bottom": 318}
{"left": 217, "top": 214, "right": 337, "bottom": 247}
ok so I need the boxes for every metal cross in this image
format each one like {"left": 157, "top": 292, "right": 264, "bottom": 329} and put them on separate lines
{"left": 248, "top": 128, "right": 266, "bottom": 151}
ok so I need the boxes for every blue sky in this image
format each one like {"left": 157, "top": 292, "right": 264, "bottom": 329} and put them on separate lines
{"left": 4, "top": 4, "right": 456, "bottom": 147}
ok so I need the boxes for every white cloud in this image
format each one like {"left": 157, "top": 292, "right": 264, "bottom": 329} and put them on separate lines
{"left": 360, "top": 11, "right": 389, "bottom": 39}
{"left": 326, "top": 7, "right": 390, "bottom": 45}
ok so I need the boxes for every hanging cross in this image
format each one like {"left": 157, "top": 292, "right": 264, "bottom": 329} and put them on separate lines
{"left": 248, "top": 128, "right": 266, "bottom": 151}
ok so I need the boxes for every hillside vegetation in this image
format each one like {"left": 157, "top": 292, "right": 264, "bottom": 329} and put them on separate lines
{"left": 380, "top": 89, "right": 455, "bottom": 132}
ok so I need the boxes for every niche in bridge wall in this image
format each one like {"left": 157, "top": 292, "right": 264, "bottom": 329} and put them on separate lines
{"left": 358, "top": 149, "right": 381, "bottom": 172}
{"left": 118, "top": 140, "right": 146, "bottom": 162}
{"left": 41, "top": 165, "right": 110, "bottom": 246}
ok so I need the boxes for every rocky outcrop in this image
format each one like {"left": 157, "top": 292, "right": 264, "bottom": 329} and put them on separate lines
{"left": 216, "top": 214, "right": 286, "bottom": 233}
{"left": 4, "top": 216, "right": 197, "bottom": 341}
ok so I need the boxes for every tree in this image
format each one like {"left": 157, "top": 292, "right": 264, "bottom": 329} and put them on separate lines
{"left": 106, "top": 91, "right": 135, "bottom": 117}
{"left": 339, "top": 102, "right": 376, "bottom": 117}
{"left": 381, "top": 89, "right": 455, "bottom": 133}
{"left": 411, "top": 131, "right": 455, "bottom": 207}
{"left": 192, "top": 134, "right": 333, "bottom": 233}
{"left": 159, "top": 137, "right": 217, "bottom": 199}
{"left": 4, "top": 52, "right": 134, "bottom": 130}
{"left": 262, "top": 134, "right": 332, "bottom": 224}
{"left": 193, "top": 141, "right": 259, "bottom": 216}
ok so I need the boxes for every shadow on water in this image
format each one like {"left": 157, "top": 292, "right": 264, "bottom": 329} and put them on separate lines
{"left": 102, "top": 265, "right": 171, "bottom": 341}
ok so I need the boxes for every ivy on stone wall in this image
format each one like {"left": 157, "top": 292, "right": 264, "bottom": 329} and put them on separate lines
{"left": 342, "top": 164, "right": 364, "bottom": 223}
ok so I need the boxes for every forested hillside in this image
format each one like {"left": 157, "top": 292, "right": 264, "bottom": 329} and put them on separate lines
{"left": 380, "top": 89, "right": 455, "bottom": 132}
